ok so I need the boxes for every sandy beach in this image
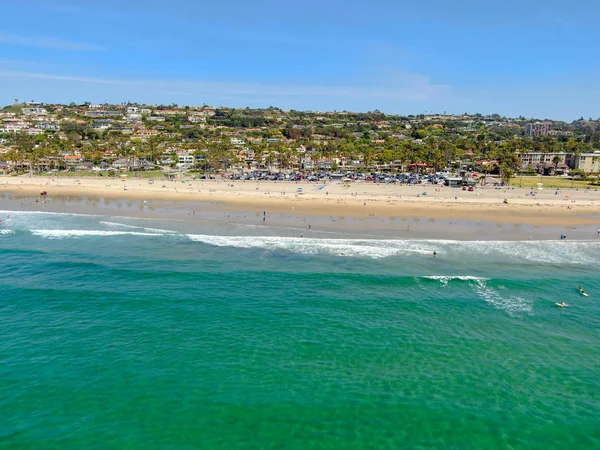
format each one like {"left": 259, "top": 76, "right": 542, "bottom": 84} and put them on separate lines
{"left": 2, "top": 175, "right": 600, "bottom": 228}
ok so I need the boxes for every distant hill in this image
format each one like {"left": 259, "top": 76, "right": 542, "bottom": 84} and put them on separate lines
{"left": 1, "top": 105, "right": 23, "bottom": 114}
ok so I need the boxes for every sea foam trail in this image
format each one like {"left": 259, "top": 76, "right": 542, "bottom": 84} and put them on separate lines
{"left": 100, "top": 221, "right": 178, "bottom": 234}
{"left": 423, "top": 275, "right": 491, "bottom": 287}
{"left": 186, "top": 235, "right": 600, "bottom": 264}
{"left": 31, "top": 230, "right": 162, "bottom": 239}
{"left": 470, "top": 277, "right": 532, "bottom": 315}
{"left": 422, "top": 275, "right": 531, "bottom": 315}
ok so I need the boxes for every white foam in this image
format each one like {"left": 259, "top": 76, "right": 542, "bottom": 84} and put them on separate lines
{"left": 425, "top": 275, "right": 531, "bottom": 315}
{"left": 186, "top": 235, "right": 435, "bottom": 259}
{"left": 470, "top": 278, "right": 532, "bottom": 316}
{"left": 423, "top": 275, "right": 490, "bottom": 287}
{"left": 100, "top": 221, "right": 177, "bottom": 234}
{"left": 0, "top": 210, "right": 98, "bottom": 218}
{"left": 31, "top": 229, "right": 160, "bottom": 239}
{"left": 185, "top": 235, "right": 600, "bottom": 263}
{"left": 0, "top": 230, "right": 14, "bottom": 235}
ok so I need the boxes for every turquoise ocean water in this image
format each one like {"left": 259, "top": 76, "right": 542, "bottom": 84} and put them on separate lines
{"left": 1, "top": 210, "right": 599, "bottom": 449}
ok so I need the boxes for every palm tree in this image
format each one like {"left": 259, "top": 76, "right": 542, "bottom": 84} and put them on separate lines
{"left": 552, "top": 155, "right": 561, "bottom": 175}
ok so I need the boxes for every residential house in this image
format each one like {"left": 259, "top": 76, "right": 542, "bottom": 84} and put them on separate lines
{"left": 127, "top": 114, "right": 143, "bottom": 122}
{"left": 64, "top": 155, "right": 91, "bottom": 170}
{"left": 36, "top": 122, "right": 60, "bottom": 131}
{"left": 22, "top": 108, "right": 47, "bottom": 115}
{"left": 134, "top": 129, "right": 159, "bottom": 138}
{"left": 1, "top": 122, "right": 28, "bottom": 133}
{"left": 176, "top": 154, "right": 195, "bottom": 169}
{"left": 153, "top": 110, "right": 184, "bottom": 115}
{"left": 112, "top": 158, "right": 131, "bottom": 170}
{"left": 86, "top": 111, "right": 123, "bottom": 118}
{"left": 25, "top": 128, "right": 45, "bottom": 136}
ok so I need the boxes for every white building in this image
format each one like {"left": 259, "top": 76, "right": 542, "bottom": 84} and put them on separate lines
{"left": 1, "top": 122, "right": 28, "bottom": 133}
{"left": 36, "top": 122, "right": 60, "bottom": 131}
{"left": 176, "top": 154, "right": 195, "bottom": 169}
{"left": 127, "top": 114, "right": 143, "bottom": 122}
{"left": 571, "top": 152, "right": 600, "bottom": 173}
{"left": 22, "top": 108, "right": 48, "bottom": 115}
{"left": 525, "top": 122, "right": 550, "bottom": 137}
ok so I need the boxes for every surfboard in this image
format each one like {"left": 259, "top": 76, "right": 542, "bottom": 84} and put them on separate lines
{"left": 581, "top": 292, "right": 589, "bottom": 297}
{"left": 555, "top": 303, "right": 568, "bottom": 307}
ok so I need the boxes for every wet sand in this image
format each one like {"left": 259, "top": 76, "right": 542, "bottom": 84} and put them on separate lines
{"left": 3, "top": 176, "right": 600, "bottom": 226}
{"left": 2, "top": 187, "right": 599, "bottom": 241}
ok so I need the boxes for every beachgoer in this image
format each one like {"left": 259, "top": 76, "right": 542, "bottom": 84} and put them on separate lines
{"left": 433, "top": 251, "right": 437, "bottom": 257}
{"left": 560, "top": 301, "right": 566, "bottom": 307}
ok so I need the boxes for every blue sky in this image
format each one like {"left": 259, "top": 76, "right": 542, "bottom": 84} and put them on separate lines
{"left": 0, "top": 0, "right": 598, "bottom": 121}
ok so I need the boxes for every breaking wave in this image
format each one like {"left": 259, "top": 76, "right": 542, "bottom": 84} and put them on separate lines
{"left": 31, "top": 230, "right": 162, "bottom": 239}
{"left": 186, "top": 234, "right": 600, "bottom": 264}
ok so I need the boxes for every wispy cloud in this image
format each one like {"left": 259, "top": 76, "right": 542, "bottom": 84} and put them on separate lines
{"left": 0, "top": 33, "right": 104, "bottom": 51}
{"left": 0, "top": 70, "right": 449, "bottom": 102}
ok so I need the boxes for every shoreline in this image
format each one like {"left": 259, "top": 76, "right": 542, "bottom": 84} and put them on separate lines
{"left": 1, "top": 175, "right": 600, "bottom": 228}
{"left": 2, "top": 176, "right": 600, "bottom": 241}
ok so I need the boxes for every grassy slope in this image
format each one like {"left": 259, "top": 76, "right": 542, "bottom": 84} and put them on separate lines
{"left": 509, "top": 176, "right": 593, "bottom": 189}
